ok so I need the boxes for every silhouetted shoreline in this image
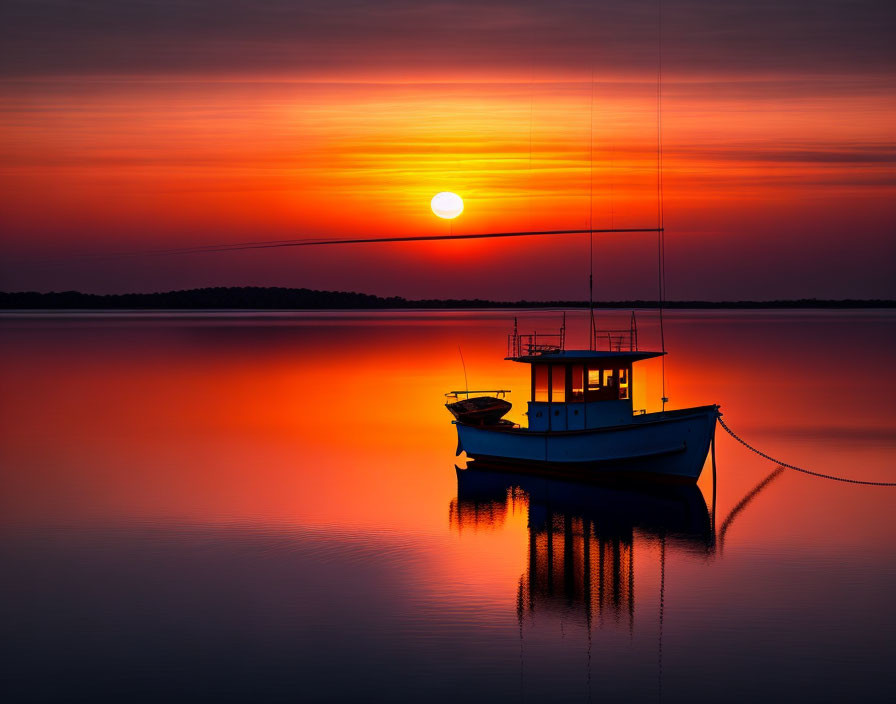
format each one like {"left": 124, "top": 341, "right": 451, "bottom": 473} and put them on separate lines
{"left": 0, "top": 287, "right": 893, "bottom": 310}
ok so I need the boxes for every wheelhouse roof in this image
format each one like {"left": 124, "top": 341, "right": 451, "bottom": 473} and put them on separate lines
{"left": 506, "top": 349, "right": 665, "bottom": 364}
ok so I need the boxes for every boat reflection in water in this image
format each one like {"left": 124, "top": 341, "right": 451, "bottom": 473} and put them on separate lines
{"left": 450, "top": 462, "right": 713, "bottom": 630}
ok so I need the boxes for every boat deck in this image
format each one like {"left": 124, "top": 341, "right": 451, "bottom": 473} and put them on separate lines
{"left": 455, "top": 404, "right": 720, "bottom": 435}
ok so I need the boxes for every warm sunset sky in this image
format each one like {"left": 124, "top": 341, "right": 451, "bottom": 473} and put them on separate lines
{"left": 1, "top": 0, "right": 894, "bottom": 299}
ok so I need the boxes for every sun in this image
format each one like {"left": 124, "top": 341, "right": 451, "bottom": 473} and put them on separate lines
{"left": 431, "top": 192, "right": 464, "bottom": 219}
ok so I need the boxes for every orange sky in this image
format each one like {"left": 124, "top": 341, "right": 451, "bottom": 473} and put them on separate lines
{"left": 1, "top": 1, "right": 894, "bottom": 299}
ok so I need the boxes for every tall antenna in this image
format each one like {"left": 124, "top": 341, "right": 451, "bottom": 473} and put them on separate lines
{"left": 656, "top": 0, "right": 668, "bottom": 410}
{"left": 528, "top": 5, "right": 535, "bottom": 232}
{"left": 458, "top": 345, "right": 469, "bottom": 394}
{"left": 589, "top": 66, "right": 596, "bottom": 349}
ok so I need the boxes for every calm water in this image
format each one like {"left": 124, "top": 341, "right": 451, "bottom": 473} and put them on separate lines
{"left": 1, "top": 309, "right": 894, "bottom": 702}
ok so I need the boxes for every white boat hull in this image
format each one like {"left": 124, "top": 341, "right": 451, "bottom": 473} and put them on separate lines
{"left": 455, "top": 405, "right": 719, "bottom": 484}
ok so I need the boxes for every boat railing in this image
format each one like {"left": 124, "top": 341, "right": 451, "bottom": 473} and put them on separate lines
{"left": 593, "top": 311, "right": 639, "bottom": 351}
{"left": 595, "top": 329, "right": 639, "bottom": 351}
{"left": 507, "top": 331, "right": 565, "bottom": 358}
{"left": 446, "top": 389, "right": 511, "bottom": 399}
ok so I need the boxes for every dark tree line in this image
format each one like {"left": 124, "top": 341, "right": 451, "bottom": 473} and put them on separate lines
{"left": 0, "top": 287, "right": 892, "bottom": 309}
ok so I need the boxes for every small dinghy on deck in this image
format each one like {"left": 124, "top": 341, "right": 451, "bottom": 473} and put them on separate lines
{"left": 445, "top": 390, "right": 512, "bottom": 426}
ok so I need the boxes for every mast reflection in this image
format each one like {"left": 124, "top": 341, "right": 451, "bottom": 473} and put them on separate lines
{"left": 450, "top": 463, "right": 713, "bottom": 629}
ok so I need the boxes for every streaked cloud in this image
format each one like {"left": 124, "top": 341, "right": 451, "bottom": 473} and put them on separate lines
{"left": 2, "top": 0, "right": 893, "bottom": 78}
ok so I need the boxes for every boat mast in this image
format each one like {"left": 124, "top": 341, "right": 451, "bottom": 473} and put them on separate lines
{"left": 657, "top": 0, "right": 668, "bottom": 410}
{"left": 589, "top": 66, "right": 596, "bottom": 350}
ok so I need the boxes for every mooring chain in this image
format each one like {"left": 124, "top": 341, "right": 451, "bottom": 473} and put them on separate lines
{"left": 717, "top": 416, "right": 896, "bottom": 487}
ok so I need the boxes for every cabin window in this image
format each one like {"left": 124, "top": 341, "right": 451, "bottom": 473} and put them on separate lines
{"left": 586, "top": 365, "right": 604, "bottom": 401}
{"left": 618, "top": 368, "right": 630, "bottom": 400}
{"left": 583, "top": 364, "right": 633, "bottom": 401}
{"left": 570, "top": 364, "right": 584, "bottom": 402}
{"left": 534, "top": 365, "right": 549, "bottom": 402}
{"left": 551, "top": 365, "right": 566, "bottom": 403}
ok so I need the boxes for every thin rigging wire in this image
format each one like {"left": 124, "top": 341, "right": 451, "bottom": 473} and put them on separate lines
{"left": 34, "top": 228, "right": 663, "bottom": 264}
{"left": 458, "top": 345, "right": 469, "bottom": 394}
{"left": 528, "top": 0, "right": 536, "bottom": 233}
{"left": 656, "top": 0, "right": 667, "bottom": 410}
{"left": 589, "top": 66, "right": 596, "bottom": 350}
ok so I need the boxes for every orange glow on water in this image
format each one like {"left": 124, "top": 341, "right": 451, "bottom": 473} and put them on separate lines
{"left": 1, "top": 311, "right": 893, "bottom": 542}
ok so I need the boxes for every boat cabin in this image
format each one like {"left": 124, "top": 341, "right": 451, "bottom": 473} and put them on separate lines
{"left": 507, "top": 350, "right": 664, "bottom": 431}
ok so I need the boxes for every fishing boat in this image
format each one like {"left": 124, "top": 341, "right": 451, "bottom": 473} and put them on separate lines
{"left": 441, "top": 11, "right": 722, "bottom": 484}
{"left": 447, "top": 317, "right": 719, "bottom": 484}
